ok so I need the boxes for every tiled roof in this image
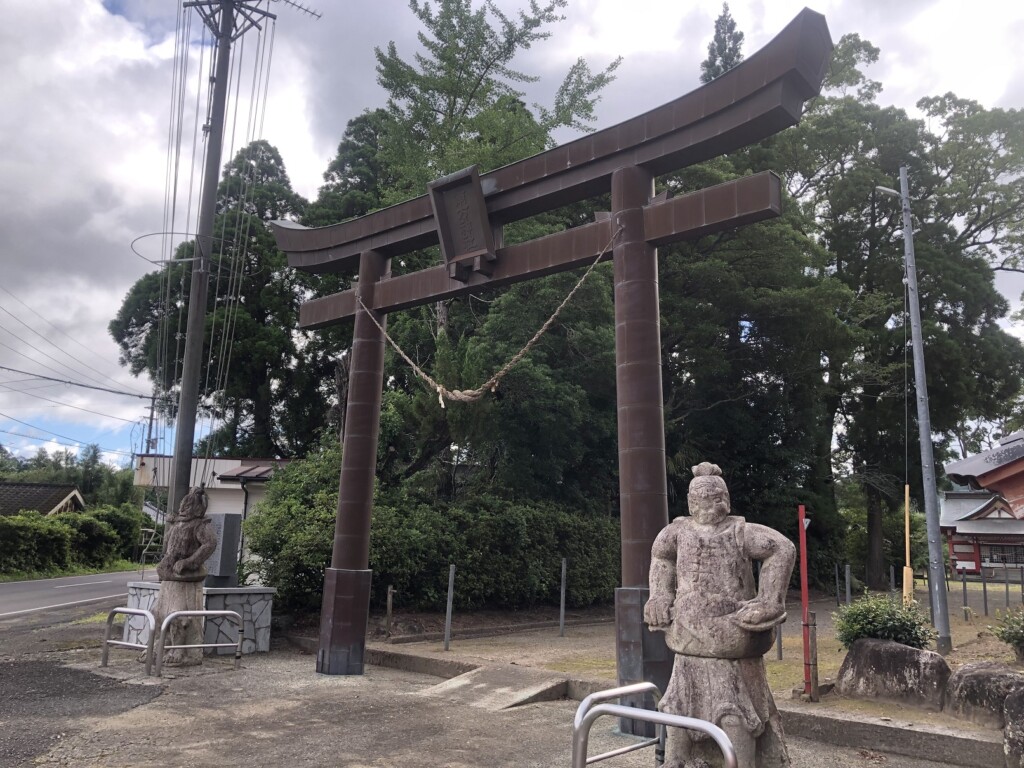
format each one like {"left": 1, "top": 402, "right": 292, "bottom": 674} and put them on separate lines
{"left": 945, "top": 431, "right": 1024, "bottom": 486}
{"left": 0, "top": 482, "right": 85, "bottom": 516}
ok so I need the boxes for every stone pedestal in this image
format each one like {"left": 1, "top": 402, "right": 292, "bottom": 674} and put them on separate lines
{"left": 616, "top": 586, "right": 672, "bottom": 736}
{"left": 124, "top": 582, "right": 275, "bottom": 655}
{"left": 153, "top": 579, "right": 205, "bottom": 666}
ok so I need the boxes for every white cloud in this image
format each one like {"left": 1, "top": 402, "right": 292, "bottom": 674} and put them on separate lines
{"left": 2, "top": 0, "right": 1022, "bottom": 460}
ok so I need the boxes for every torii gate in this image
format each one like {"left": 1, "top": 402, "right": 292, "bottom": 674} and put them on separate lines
{"left": 273, "top": 9, "right": 832, "bottom": 695}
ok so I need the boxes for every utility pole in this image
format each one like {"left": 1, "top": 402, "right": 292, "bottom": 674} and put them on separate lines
{"left": 877, "top": 166, "right": 953, "bottom": 655}
{"left": 167, "top": 1, "right": 275, "bottom": 520}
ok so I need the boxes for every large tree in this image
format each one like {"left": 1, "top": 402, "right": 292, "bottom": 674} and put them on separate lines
{"left": 770, "top": 35, "right": 1024, "bottom": 587}
{"left": 110, "top": 140, "right": 319, "bottom": 458}
{"left": 304, "top": 0, "right": 623, "bottom": 508}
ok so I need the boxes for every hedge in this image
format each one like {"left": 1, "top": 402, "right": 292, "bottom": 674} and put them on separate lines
{"left": 0, "top": 513, "right": 73, "bottom": 573}
{"left": 245, "top": 490, "right": 621, "bottom": 614}
{"left": 0, "top": 508, "right": 134, "bottom": 574}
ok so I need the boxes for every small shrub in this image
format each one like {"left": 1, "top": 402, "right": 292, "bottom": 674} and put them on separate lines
{"left": 87, "top": 504, "right": 149, "bottom": 560}
{"left": 993, "top": 607, "right": 1024, "bottom": 657}
{"left": 834, "top": 592, "right": 936, "bottom": 650}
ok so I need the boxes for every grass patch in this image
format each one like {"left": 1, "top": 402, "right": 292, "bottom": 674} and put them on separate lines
{"left": 0, "top": 559, "right": 141, "bottom": 583}
{"left": 72, "top": 610, "right": 121, "bottom": 625}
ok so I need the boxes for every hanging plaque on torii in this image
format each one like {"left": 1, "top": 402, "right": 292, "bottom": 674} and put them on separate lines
{"left": 272, "top": 8, "right": 832, "bottom": 705}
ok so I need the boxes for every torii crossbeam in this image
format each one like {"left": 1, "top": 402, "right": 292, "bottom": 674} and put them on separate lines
{"left": 272, "top": 9, "right": 832, "bottom": 704}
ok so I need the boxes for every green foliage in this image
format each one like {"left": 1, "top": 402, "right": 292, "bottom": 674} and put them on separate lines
{"left": 371, "top": 495, "right": 619, "bottom": 610}
{"left": 992, "top": 607, "right": 1024, "bottom": 650}
{"left": 834, "top": 593, "right": 936, "bottom": 650}
{"left": 0, "top": 513, "right": 73, "bottom": 574}
{"left": 0, "top": 443, "right": 138, "bottom": 507}
{"left": 700, "top": 3, "right": 744, "bottom": 84}
{"left": 56, "top": 513, "right": 119, "bottom": 568}
{"left": 86, "top": 504, "right": 149, "bottom": 560}
{"left": 244, "top": 441, "right": 620, "bottom": 613}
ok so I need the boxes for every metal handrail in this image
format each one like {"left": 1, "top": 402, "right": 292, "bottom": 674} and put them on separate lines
{"left": 154, "top": 609, "right": 243, "bottom": 677}
{"left": 572, "top": 701, "right": 737, "bottom": 768}
{"left": 101, "top": 607, "right": 156, "bottom": 676}
{"left": 573, "top": 683, "right": 664, "bottom": 766}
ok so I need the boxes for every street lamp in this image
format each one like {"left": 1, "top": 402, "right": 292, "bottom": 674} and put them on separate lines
{"left": 875, "top": 166, "right": 953, "bottom": 655}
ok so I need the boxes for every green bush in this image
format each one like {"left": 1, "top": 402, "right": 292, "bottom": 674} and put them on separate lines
{"left": 0, "top": 513, "right": 73, "bottom": 573}
{"left": 243, "top": 445, "right": 621, "bottom": 613}
{"left": 57, "top": 512, "right": 119, "bottom": 568}
{"left": 993, "top": 607, "right": 1024, "bottom": 651}
{"left": 834, "top": 592, "right": 936, "bottom": 650}
{"left": 86, "top": 504, "right": 148, "bottom": 560}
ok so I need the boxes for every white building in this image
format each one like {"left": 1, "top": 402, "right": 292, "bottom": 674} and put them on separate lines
{"left": 133, "top": 455, "right": 286, "bottom": 521}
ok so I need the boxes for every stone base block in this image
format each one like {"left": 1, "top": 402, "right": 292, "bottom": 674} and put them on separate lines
{"left": 124, "top": 582, "right": 275, "bottom": 655}
{"left": 615, "top": 586, "right": 672, "bottom": 737}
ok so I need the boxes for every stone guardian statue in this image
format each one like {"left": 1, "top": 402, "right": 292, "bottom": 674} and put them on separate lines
{"left": 153, "top": 488, "right": 218, "bottom": 666}
{"left": 644, "top": 462, "right": 796, "bottom": 767}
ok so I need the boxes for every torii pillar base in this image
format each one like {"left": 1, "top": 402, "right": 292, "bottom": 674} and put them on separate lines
{"left": 316, "top": 568, "right": 372, "bottom": 675}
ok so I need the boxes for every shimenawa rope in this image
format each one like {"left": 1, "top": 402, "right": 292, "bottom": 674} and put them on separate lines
{"left": 356, "top": 225, "right": 624, "bottom": 408}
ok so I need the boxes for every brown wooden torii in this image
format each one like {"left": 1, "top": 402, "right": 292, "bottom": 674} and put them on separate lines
{"left": 272, "top": 9, "right": 832, "bottom": 690}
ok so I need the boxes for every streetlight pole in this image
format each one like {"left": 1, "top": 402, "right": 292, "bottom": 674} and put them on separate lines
{"left": 876, "top": 166, "right": 953, "bottom": 655}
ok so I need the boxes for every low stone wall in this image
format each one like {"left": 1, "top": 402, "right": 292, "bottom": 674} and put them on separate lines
{"left": 123, "top": 582, "right": 275, "bottom": 655}
{"left": 836, "top": 639, "right": 1024, "bottom": 768}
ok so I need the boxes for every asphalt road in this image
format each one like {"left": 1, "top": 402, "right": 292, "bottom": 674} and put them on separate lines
{"left": 0, "top": 569, "right": 158, "bottom": 619}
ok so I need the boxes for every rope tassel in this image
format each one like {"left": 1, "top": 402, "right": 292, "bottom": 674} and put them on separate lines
{"left": 356, "top": 225, "right": 623, "bottom": 408}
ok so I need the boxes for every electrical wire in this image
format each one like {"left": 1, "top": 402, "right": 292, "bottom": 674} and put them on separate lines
{"left": 0, "top": 427, "right": 133, "bottom": 458}
{"left": 0, "top": 366, "right": 155, "bottom": 400}
{"left": 0, "top": 384, "right": 141, "bottom": 424}
{"left": 0, "top": 411, "right": 134, "bottom": 456}
{"left": 0, "top": 287, "right": 144, "bottom": 394}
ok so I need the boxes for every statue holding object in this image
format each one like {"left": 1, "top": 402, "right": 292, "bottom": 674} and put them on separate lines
{"left": 644, "top": 462, "right": 796, "bottom": 767}
{"left": 152, "top": 488, "right": 218, "bottom": 667}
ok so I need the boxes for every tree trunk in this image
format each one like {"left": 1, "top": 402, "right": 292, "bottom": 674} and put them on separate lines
{"left": 865, "top": 485, "right": 887, "bottom": 590}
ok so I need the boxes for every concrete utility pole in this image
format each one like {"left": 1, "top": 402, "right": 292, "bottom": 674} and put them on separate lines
{"left": 167, "top": 1, "right": 274, "bottom": 520}
{"left": 876, "top": 166, "right": 953, "bottom": 655}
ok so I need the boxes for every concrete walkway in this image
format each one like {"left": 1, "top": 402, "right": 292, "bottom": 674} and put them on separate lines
{"left": 0, "top": 597, "right": 1008, "bottom": 768}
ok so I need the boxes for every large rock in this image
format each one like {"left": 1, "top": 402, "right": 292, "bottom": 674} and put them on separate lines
{"left": 1006, "top": 688, "right": 1024, "bottom": 768}
{"left": 945, "top": 662, "right": 1024, "bottom": 730}
{"left": 835, "top": 638, "right": 950, "bottom": 711}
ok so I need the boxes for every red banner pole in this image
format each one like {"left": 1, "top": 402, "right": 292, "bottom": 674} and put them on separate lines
{"left": 799, "top": 504, "right": 811, "bottom": 695}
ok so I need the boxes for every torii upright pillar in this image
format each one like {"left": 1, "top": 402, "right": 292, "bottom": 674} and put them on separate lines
{"left": 317, "top": 249, "right": 390, "bottom": 675}
{"left": 611, "top": 165, "right": 674, "bottom": 730}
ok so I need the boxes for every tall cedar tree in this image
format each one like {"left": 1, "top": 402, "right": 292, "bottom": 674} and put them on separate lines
{"left": 700, "top": 3, "right": 744, "bottom": 84}
{"left": 110, "top": 141, "right": 320, "bottom": 458}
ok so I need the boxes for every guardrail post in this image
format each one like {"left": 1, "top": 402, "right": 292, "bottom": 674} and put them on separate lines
{"left": 101, "top": 607, "right": 156, "bottom": 676}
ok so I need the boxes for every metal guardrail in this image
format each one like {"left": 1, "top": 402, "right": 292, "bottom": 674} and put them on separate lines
{"left": 154, "top": 609, "right": 243, "bottom": 677}
{"left": 571, "top": 683, "right": 737, "bottom": 768}
{"left": 101, "top": 607, "right": 156, "bottom": 676}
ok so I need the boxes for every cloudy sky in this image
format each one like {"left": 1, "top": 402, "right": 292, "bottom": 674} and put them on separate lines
{"left": 1, "top": 0, "right": 1022, "bottom": 466}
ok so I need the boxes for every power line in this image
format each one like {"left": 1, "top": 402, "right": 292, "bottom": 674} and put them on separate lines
{"left": 0, "top": 427, "right": 134, "bottom": 458}
{"left": 0, "top": 410, "right": 135, "bottom": 457}
{"left": 0, "top": 383, "right": 141, "bottom": 424}
{"left": 0, "top": 287, "right": 145, "bottom": 394}
{"left": 0, "top": 366, "right": 156, "bottom": 400}
{"left": 0, "top": 317, "right": 126, "bottom": 393}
